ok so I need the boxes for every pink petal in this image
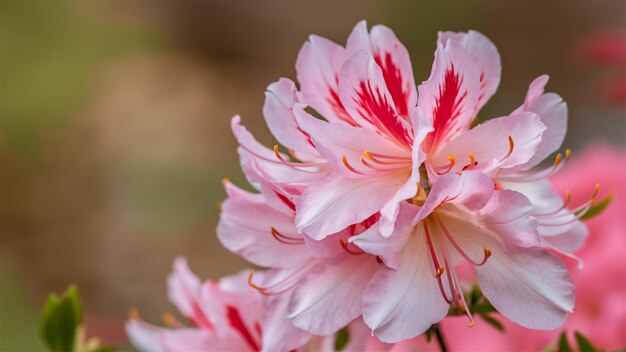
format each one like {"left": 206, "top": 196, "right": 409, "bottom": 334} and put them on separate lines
{"left": 430, "top": 112, "right": 547, "bottom": 174}
{"left": 478, "top": 189, "right": 541, "bottom": 251}
{"left": 512, "top": 75, "right": 568, "bottom": 170}
{"left": 476, "top": 248, "right": 574, "bottom": 330}
{"left": 166, "top": 257, "right": 208, "bottom": 326}
{"left": 217, "top": 182, "right": 311, "bottom": 268}
{"left": 339, "top": 51, "right": 413, "bottom": 147}
{"left": 542, "top": 221, "right": 588, "bottom": 253}
{"left": 288, "top": 255, "right": 380, "bottom": 335}
{"left": 295, "top": 171, "right": 411, "bottom": 240}
{"left": 263, "top": 78, "right": 319, "bottom": 158}
{"left": 351, "top": 202, "right": 418, "bottom": 269}
{"left": 294, "top": 105, "right": 408, "bottom": 178}
{"left": 260, "top": 294, "right": 312, "bottom": 352}
{"left": 414, "top": 171, "right": 495, "bottom": 224}
{"left": 296, "top": 34, "right": 355, "bottom": 125}
{"left": 125, "top": 319, "right": 166, "bottom": 352}
{"left": 362, "top": 233, "right": 450, "bottom": 343}
{"left": 418, "top": 39, "right": 482, "bottom": 149}
{"left": 438, "top": 30, "right": 501, "bottom": 111}
{"left": 347, "top": 21, "right": 417, "bottom": 118}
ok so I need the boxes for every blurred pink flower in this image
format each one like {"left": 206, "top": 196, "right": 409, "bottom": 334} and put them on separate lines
{"left": 576, "top": 29, "right": 626, "bottom": 105}
{"left": 440, "top": 143, "right": 626, "bottom": 350}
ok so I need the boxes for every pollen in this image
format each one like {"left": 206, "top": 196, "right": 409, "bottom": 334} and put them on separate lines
{"left": 128, "top": 307, "right": 140, "bottom": 320}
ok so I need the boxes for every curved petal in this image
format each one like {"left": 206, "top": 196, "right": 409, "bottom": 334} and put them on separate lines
{"left": 414, "top": 171, "right": 495, "bottom": 224}
{"left": 288, "top": 255, "right": 380, "bottom": 335}
{"left": 125, "top": 319, "right": 166, "bottom": 352}
{"left": 231, "top": 115, "right": 278, "bottom": 161}
{"left": 339, "top": 51, "right": 413, "bottom": 148}
{"left": 294, "top": 105, "right": 408, "bottom": 178}
{"left": 362, "top": 232, "right": 450, "bottom": 343}
{"left": 166, "top": 257, "right": 211, "bottom": 327}
{"left": 438, "top": 30, "right": 501, "bottom": 110}
{"left": 478, "top": 189, "right": 541, "bottom": 251}
{"left": 295, "top": 171, "right": 410, "bottom": 240}
{"left": 160, "top": 329, "right": 248, "bottom": 352}
{"left": 263, "top": 78, "right": 319, "bottom": 158}
{"left": 217, "top": 182, "right": 311, "bottom": 268}
{"left": 261, "top": 294, "right": 312, "bottom": 352}
{"left": 351, "top": 202, "right": 418, "bottom": 269}
{"left": 418, "top": 39, "right": 482, "bottom": 149}
{"left": 513, "top": 76, "right": 568, "bottom": 170}
{"left": 476, "top": 248, "right": 574, "bottom": 330}
{"left": 430, "top": 112, "right": 547, "bottom": 174}
{"left": 347, "top": 21, "right": 417, "bottom": 118}
{"left": 296, "top": 34, "right": 355, "bottom": 125}
{"left": 541, "top": 220, "right": 588, "bottom": 253}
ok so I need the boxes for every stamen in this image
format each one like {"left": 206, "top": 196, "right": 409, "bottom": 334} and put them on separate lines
{"left": 247, "top": 271, "right": 268, "bottom": 295}
{"left": 363, "top": 150, "right": 411, "bottom": 161}
{"left": 267, "top": 144, "right": 325, "bottom": 173}
{"left": 436, "top": 155, "right": 456, "bottom": 175}
{"left": 462, "top": 153, "right": 478, "bottom": 171}
{"left": 221, "top": 178, "right": 230, "bottom": 186}
{"left": 340, "top": 239, "right": 364, "bottom": 255}
{"left": 343, "top": 155, "right": 366, "bottom": 175}
{"left": 436, "top": 217, "right": 491, "bottom": 266}
{"left": 498, "top": 151, "right": 567, "bottom": 182}
{"left": 424, "top": 223, "right": 445, "bottom": 278}
{"left": 270, "top": 227, "right": 304, "bottom": 245}
{"left": 565, "top": 149, "right": 571, "bottom": 160}
{"left": 535, "top": 190, "right": 572, "bottom": 216}
{"left": 542, "top": 239, "right": 584, "bottom": 269}
{"left": 438, "top": 234, "right": 475, "bottom": 327}
{"left": 163, "top": 312, "right": 180, "bottom": 328}
{"left": 128, "top": 308, "right": 140, "bottom": 320}
{"left": 247, "top": 263, "right": 312, "bottom": 296}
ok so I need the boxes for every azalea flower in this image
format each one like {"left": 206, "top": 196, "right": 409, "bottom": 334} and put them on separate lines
{"left": 351, "top": 171, "right": 574, "bottom": 343}
{"left": 126, "top": 257, "right": 315, "bottom": 352}
{"left": 232, "top": 21, "right": 433, "bottom": 241}
{"left": 217, "top": 180, "right": 381, "bottom": 336}
{"left": 440, "top": 143, "right": 625, "bottom": 351}
{"left": 418, "top": 31, "right": 589, "bottom": 259}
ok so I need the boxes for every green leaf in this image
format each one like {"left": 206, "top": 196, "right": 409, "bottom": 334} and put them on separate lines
{"left": 39, "top": 285, "right": 83, "bottom": 352}
{"left": 558, "top": 331, "right": 572, "bottom": 352}
{"left": 334, "top": 327, "right": 350, "bottom": 351}
{"left": 480, "top": 314, "right": 504, "bottom": 332}
{"left": 579, "top": 194, "right": 613, "bottom": 221}
{"left": 574, "top": 331, "right": 597, "bottom": 352}
{"left": 424, "top": 328, "right": 432, "bottom": 342}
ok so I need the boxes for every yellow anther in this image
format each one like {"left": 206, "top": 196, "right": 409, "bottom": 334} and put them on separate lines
{"left": 273, "top": 144, "right": 281, "bottom": 159}
{"left": 128, "top": 308, "right": 140, "bottom": 320}
{"left": 468, "top": 320, "right": 476, "bottom": 328}
{"left": 554, "top": 153, "right": 563, "bottom": 166}
{"left": 484, "top": 247, "right": 492, "bottom": 259}
{"left": 565, "top": 149, "right": 571, "bottom": 159}
{"left": 508, "top": 135, "right": 515, "bottom": 153}
{"left": 342, "top": 155, "right": 360, "bottom": 173}
{"left": 436, "top": 267, "right": 445, "bottom": 277}
{"left": 591, "top": 183, "right": 600, "bottom": 204}
{"left": 221, "top": 177, "right": 230, "bottom": 186}
{"left": 162, "top": 312, "right": 178, "bottom": 328}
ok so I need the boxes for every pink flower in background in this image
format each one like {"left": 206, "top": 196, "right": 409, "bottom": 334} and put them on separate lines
{"left": 576, "top": 29, "right": 626, "bottom": 105}
{"left": 440, "top": 143, "right": 626, "bottom": 351}
{"left": 126, "top": 257, "right": 311, "bottom": 352}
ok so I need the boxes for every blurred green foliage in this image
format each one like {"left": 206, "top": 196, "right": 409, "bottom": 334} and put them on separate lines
{"left": 0, "top": 1, "right": 162, "bottom": 159}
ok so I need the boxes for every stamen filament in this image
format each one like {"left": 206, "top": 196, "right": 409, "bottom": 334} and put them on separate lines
{"left": 436, "top": 155, "right": 457, "bottom": 175}
{"left": 436, "top": 217, "right": 491, "bottom": 266}
{"left": 340, "top": 239, "right": 364, "bottom": 255}
{"left": 270, "top": 226, "right": 304, "bottom": 245}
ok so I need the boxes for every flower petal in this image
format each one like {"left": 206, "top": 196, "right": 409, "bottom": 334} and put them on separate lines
{"left": 362, "top": 231, "right": 450, "bottom": 343}
{"left": 296, "top": 34, "right": 355, "bottom": 125}
{"left": 347, "top": 21, "right": 417, "bottom": 118}
{"left": 438, "top": 30, "right": 501, "bottom": 110}
{"left": 263, "top": 78, "right": 319, "bottom": 158}
{"left": 217, "top": 182, "right": 311, "bottom": 268}
{"left": 166, "top": 257, "right": 209, "bottom": 325}
{"left": 430, "top": 112, "right": 547, "bottom": 174}
{"left": 339, "top": 51, "right": 413, "bottom": 147}
{"left": 476, "top": 248, "right": 574, "bottom": 330}
{"left": 512, "top": 75, "right": 568, "bottom": 170}
{"left": 418, "top": 39, "right": 482, "bottom": 148}
{"left": 288, "top": 255, "right": 380, "bottom": 335}
{"left": 295, "top": 171, "right": 410, "bottom": 240}
{"left": 260, "top": 294, "right": 312, "bottom": 352}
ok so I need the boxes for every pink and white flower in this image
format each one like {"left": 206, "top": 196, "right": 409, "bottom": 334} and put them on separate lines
{"left": 126, "top": 257, "right": 311, "bottom": 352}
{"left": 351, "top": 171, "right": 574, "bottom": 343}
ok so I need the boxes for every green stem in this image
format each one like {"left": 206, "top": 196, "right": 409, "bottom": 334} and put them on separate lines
{"left": 433, "top": 325, "right": 448, "bottom": 352}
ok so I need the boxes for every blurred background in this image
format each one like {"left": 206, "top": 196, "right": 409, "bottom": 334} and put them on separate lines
{"left": 1, "top": 1, "right": 624, "bottom": 350}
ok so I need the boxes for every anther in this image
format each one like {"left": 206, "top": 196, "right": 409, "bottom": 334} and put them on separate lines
{"left": 128, "top": 308, "right": 140, "bottom": 320}
{"left": 436, "top": 266, "right": 445, "bottom": 277}
{"left": 247, "top": 271, "right": 267, "bottom": 295}
{"left": 342, "top": 155, "right": 363, "bottom": 174}
{"left": 163, "top": 312, "right": 179, "bottom": 328}
{"left": 565, "top": 149, "right": 571, "bottom": 159}
{"left": 436, "top": 155, "right": 456, "bottom": 175}
{"left": 554, "top": 153, "right": 563, "bottom": 166}
{"left": 591, "top": 183, "right": 600, "bottom": 204}
{"left": 221, "top": 178, "right": 230, "bottom": 186}
{"left": 468, "top": 320, "right": 476, "bottom": 328}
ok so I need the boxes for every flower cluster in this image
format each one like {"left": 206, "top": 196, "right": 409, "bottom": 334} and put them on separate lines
{"left": 126, "top": 21, "right": 597, "bottom": 350}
